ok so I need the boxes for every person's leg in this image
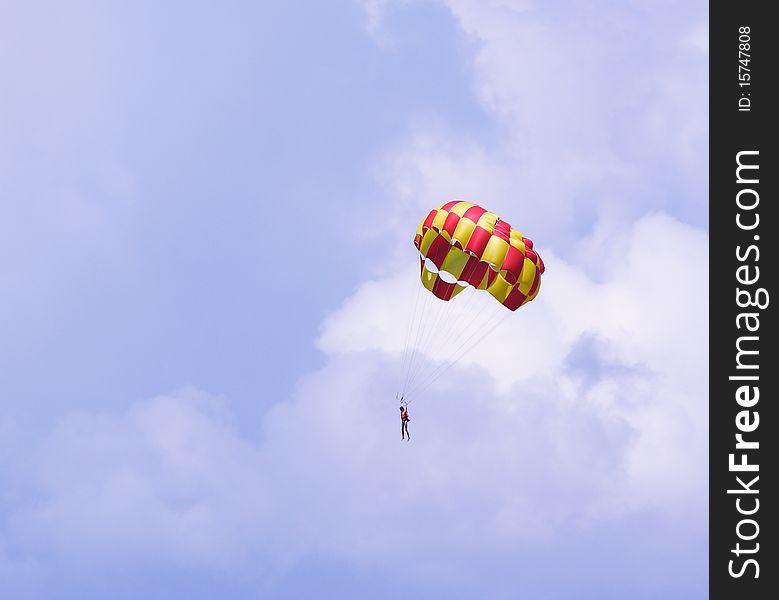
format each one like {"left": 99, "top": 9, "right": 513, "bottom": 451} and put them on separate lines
{"left": 401, "top": 421, "right": 405, "bottom": 439}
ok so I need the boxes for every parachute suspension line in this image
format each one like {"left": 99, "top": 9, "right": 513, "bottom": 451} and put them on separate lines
{"left": 412, "top": 298, "right": 503, "bottom": 394}
{"left": 432, "top": 287, "right": 490, "bottom": 360}
{"left": 403, "top": 254, "right": 486, "bottom": 396}
{"left": 405, "top": 307, "right": 513, "bottom": 403}
{"left": 420, "top": 304, "right": 510, "bottom": 397}
{"left": 405, "top": 299, "right": 508, "bottom": 400}
{"left": 411, "top": 284, "right": 456, "bottom": 385}
{"left": 403, "top": 200, "right": 546, "bottom": 404}
{"left": 429, "top": 286, "right": 478, "bottom": 355}
{"left": 401, "top": 285, "right": 435, "bottom": 396}
{"left": 415, "top": 291, "right": 473, "bottom": 384}
{"left": 397, "top": 275, "right": 423, "bottom": 394}
{"left": 405, "top": 292, "right": 450, "bottom": 393}
{"left": 403, "top": 295, "right": 439, "bottom": 396}
{"left": 414, "top": 288, "right": 497, "bottom": 388}
{"left": 400, "top": 286, "right": 427, "bottom": 397}
{"left": 410, "top": 284, "right": 468, "bottom": 390}
{"left": 404, "top": 285, "right": 484, "bottom": 395}
{"left": 423, "top": 256, "right": 483, "bottom": 362}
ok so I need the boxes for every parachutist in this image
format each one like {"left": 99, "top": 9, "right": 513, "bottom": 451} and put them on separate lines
{"left": 400, "top": 405, "right": 411, "bottom": 441}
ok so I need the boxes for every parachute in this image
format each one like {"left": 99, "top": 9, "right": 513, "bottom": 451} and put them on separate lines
{"left": 397, "top": 201, "right": 545, "bottom": 402}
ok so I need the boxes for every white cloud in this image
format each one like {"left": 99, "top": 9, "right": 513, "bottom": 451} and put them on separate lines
{"left": 8, "top": 389, "right": 275, "bottom": 573}
{"left": 356, "top": 0, "right": 393, "bottom": 35}
{"left": 1, "top": 211, "right": 707, "bottom": 587}
{"left": 320, "top": 211, "right": 708, "bottom": 512}
{"left": 684, "top": 21, "right": 709, "bottom": 54}
{"left": 1, "top": 2, "right": 708, "bottom": 593}
{"left": 343, "top": 1, "right": 709, "bottom": 532}
{"left": 360, "top": 0, "right": 707, "bottom": 251}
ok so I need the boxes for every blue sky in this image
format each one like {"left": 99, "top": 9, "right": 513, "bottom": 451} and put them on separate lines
{"left": 1, "top": 1, "right": 707, "bottom": 598}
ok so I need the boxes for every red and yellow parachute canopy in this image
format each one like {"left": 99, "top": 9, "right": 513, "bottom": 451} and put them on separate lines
{"left": 414, "top": 201, "right": 545, "bottom": 310}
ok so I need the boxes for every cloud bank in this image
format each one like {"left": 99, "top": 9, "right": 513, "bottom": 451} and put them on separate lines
{"left": 1, "top": 0, "right": 707, "bottom": 597}
{"left": 2, "top": 211, "right": 707, "bottom": 597}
